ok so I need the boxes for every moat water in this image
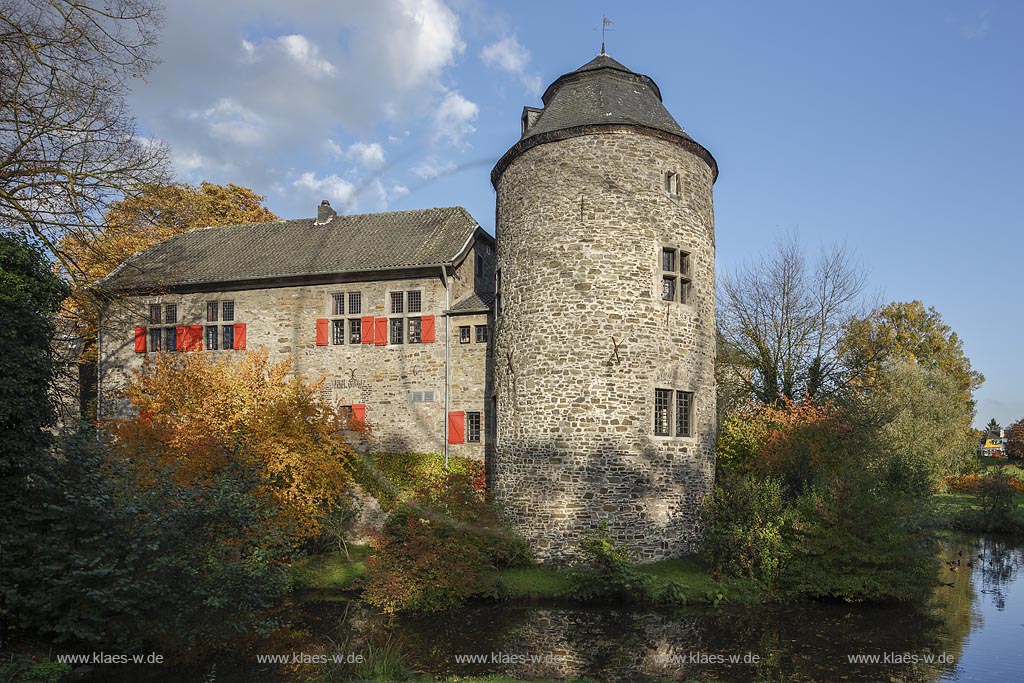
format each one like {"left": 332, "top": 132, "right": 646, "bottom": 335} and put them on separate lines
{"left": 92, "top": 533, "right": 1024, "bottom": 682}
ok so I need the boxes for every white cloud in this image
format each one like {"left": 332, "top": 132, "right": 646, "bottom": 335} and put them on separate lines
{"left": 480, "top": 35, "right": 542, "bottom": 96}
{"left": 129, "top": 0, "right": 474, "bottom": 218}
{"left": 324, "top": 138, "right": 344, "bottom": 158}
{"left": 347, "top": 142, "right": 385, "bottom": 168}
{"left": 391, "top": 183, "right": 409, "bottom": 198}
{"left": 293, "top": 171, "right": 357, "bottom": 210}
{"left": 481, "top": 36, "right": 528, "bottom": 72}
{"left": 192, "top": 98, "right": 268, "bottom": 146}
{"left": 433, "top": 91, "right": 478, "bottom": 146}
{"left": 411, "top": 157, "right": 457, "bottom": 179}
{"left": 275, "top": 34, "right": 337, "bottom": 78}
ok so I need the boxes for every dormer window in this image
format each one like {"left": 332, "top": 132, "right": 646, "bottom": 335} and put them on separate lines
{"left": 664, "top": 171, "right": 680, "bottom": 196}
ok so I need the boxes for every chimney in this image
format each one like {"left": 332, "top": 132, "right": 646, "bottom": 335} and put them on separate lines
{"left": 316, "top": 199, "right": 337, "bottom": 225}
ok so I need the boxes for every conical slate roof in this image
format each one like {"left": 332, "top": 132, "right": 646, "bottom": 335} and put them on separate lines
{"left": 526, "top": 53, "right": 689, "bottom": 142}
{"left": 491, "top": 53, "right": 717, "bottom": 186}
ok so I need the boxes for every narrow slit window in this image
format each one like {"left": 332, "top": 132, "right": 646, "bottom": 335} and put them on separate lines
{"left": 675, "top": 391, "right": 693, "bottom": 437}
{"left": 654, "top": 389, "right": 672, "bottom": 436}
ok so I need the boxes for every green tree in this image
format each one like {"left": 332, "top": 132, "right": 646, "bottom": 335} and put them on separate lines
{"left": 1006, "top": 418, "right": 1024, "bottom": 460}
{"left": 0, "top": 233, "right": 68, "bottom": 479}
{"left": 986, "top": 418, "right": 1001, "bottom": 432}
{"left": 843, "top": 301, "right": 984, "bottom": 424}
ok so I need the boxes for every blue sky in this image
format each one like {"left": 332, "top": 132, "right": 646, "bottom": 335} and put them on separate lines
{"left": 129, "top": 1, "right": 1022, "bottom": 428}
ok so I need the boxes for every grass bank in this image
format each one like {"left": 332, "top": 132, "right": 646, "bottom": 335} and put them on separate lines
{"left": 933, "top": 491, "right": 1024, "bottom": 532}
{"left": 291, "top": 546, "right": 764, "bottom": 606}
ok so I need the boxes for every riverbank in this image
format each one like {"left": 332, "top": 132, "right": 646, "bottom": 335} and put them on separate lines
{"left": 289, "top": 546, "right": 764, "bottom": 606}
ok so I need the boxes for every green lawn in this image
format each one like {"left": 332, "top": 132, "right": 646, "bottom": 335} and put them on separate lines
{"left": 290, "top": 544, "right": 371, "bottom": 592}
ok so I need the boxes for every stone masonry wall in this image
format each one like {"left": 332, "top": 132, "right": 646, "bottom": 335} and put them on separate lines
{"left": 492, "top": 130, "right": 717, "bottom": 562}
{"left": 99, "top": 259, "right": 491, "bottom": 460}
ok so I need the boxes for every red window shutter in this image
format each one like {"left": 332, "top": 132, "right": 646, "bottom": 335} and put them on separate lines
{"left": 361, "top": 316, "right": 374, "bottom": 344}
{"left": 315, "top": 318, "right": 329, "bottom": 346}
{"left": 448, "top": 410, "right": 465, "bottom": 445}
{"left": 374, "top": 317, "right": 388, "bottom": 346}
{"left": 352, "top": 404, "right": 366, "bottom": 429}
{"left": 189, "top": 325, "right": 203, "bottom": 351}
{"left": 134, "top": 326, "right": 147, "bottom": 353}
{"left": 421, "top": 315, "right": 435, "bottom": 343}
{"left": 233, "top": 323, "right": 246, "bottom": 350}
{"left": 175, "top": 326, "right": 187, "bottom": 351}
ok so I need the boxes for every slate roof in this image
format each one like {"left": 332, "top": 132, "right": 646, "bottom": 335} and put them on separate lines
{"left": 448, "top": 291, "right": 494, "bottom": 314}
{"left": 526, "top": 53, "right": 691, "bottom": 143}
{"left": 492, "top": 53, "right": 717, "bottom": 186}
{"left": 99, "top": 207, "right": 481, "bottom": 292}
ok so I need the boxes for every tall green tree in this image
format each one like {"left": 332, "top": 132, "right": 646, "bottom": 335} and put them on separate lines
{"left": 986, "top": 418, "right": 1001, "bottom": 432}
{"left": 0, "top": 233, "right": 68, "bottom": 478}
{"left": 842, "top": 300, "right": 984, "bottom": 427}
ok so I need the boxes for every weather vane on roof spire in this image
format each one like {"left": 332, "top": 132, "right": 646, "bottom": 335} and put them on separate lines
{"left": 595, "top": 16, "right": 613, "bottom": 55}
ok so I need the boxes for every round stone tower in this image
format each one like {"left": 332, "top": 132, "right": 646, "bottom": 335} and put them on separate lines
{"left": 490, "top": 53, "right": 718, "bottom": 563}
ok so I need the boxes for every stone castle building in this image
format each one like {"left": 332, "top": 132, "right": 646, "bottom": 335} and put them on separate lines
{"left": 98, "top": 52, "right": 717, "bottom": 562}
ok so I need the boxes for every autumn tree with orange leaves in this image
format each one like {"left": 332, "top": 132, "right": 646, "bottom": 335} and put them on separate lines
{"left": 106, "top": 349, "right": 355, "bottom": 543}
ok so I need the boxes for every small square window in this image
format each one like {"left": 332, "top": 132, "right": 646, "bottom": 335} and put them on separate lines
{"left": 390, "top": 317, "right": 404, "bottom": 344}
{"left": 466, "top": 411, "right": 481, "bottom": 442}
{"left": 148, "top": 328, "right": 162, "bottom": 352}
{"left": 332, "top": 319, "right": 345, "bottom": 345}
{"left": 349, "top": 292, "right": 362, "bottom": 315}
{"left": 332, "top": 293, "right": 345, "bottom": 316}
{"left": 149, "top": 303, "right": 162, "bottom": 325}
{"left": 164, "top": 303, "right": 177, "bottom": 324}
{"left": 222, "top": 300, "right": 234, "bottom": 321}
{"left": 165, "top": 326, "right": 177, "bottom": 351}
{"left": 390, "top": 292, "right": 404, "bottom": 314}
{"left": 349, "top": 319, "right": 361, "bottom": 344}
{"left": 654, "top": 389, "right": 672, "bottom": 436}
{"left": 223, "top": 324, "right": 234, "bottom": 350}
{"left": 205, "top": 325, "right": 219, "bottom": 350}
{"left": 407, "top": 290, "right": 422, "bottom": 313}
{"left": 408, "top": 317, "right": 422, "bottom": 344}
{"left": 207, "top": 302, "right": 218, "bottom": 322}
{"left": 459, "top": 326, "right": 471, "bottom": 344}
{"left": 475, "top": 325, "right": 488, "bottom": 343}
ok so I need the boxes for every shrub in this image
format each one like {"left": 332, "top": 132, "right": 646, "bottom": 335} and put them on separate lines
{"left": 940, "top": 473, "right": 1024, "bottom": 494}
{"left": 703, "top": 474, "right": 786, "bottom": 585}
{"left": 976, "top": 471, "right": 1021, "bottom": 533}
{"left": 781, "top": 471, "right": 935, "bottom": 602}
{"left": 353, "top": 451, "right": 485, "bottom": 511}
{"left": 570, "top": 522, "right": 648, "bottom": 601}
{"left": 362, "top": 471, "right": 529, "bottom": 612}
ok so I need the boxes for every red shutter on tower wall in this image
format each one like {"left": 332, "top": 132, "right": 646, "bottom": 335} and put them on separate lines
{"left": 176, "top": 326, "right": 187, "bottom": 351}
{"left": 134, "top": 326, "right": 147, "bottom": 353}
{"left": 448, "top": 411, "right": 465, "bottom": 445}
{"left": 374, "top": 318, "right": 387, "bottom": 346}
{"left": 361, "top": 316, "right": 374, "bottom": 344}
{"left": 352, "top": 404, "right": 366, "bottom": 429}
{"left": 315, "top": 318, "right": 329, "bottom": 346}
{"left": 233, "top": 323, "right": 246, "bottom": 350}
{"left": 421, "top": 315, "right": 435, "bottom": 343}
{"left": 188, "top": 325, "right": 203, "bottom": 351}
